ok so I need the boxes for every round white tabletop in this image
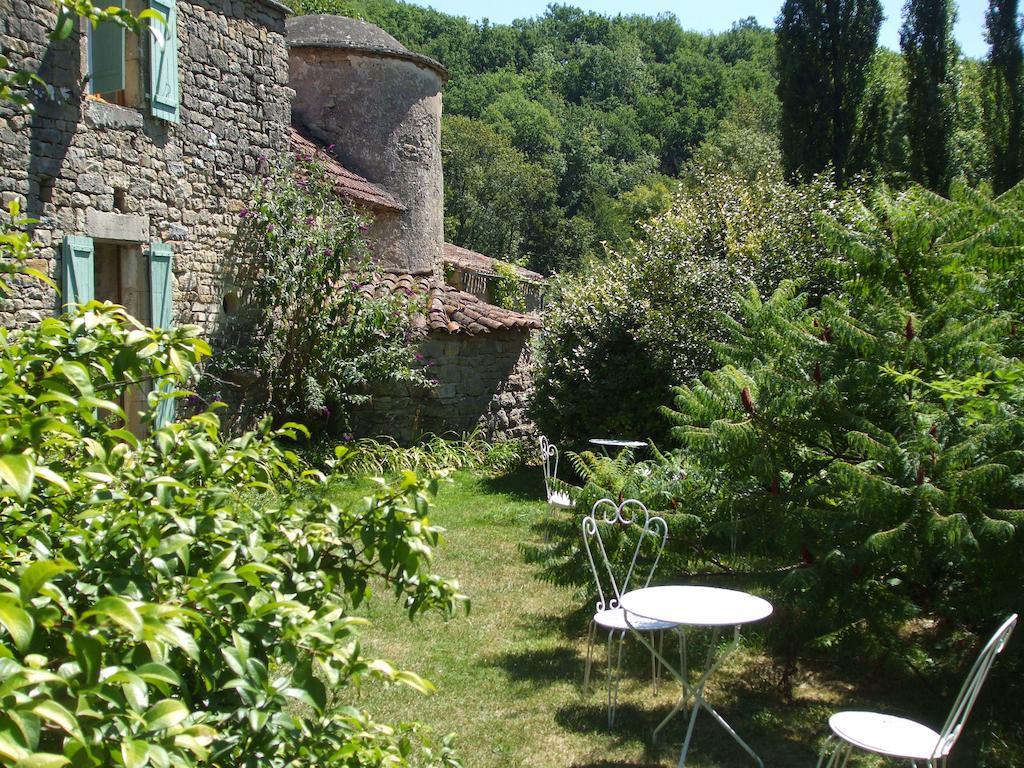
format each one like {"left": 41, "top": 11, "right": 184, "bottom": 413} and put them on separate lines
{"left": 589, "top": 438, "right": 647, "bottom": 449}
{"left": 619, "top": 585, "right": 773, "bottom": 627}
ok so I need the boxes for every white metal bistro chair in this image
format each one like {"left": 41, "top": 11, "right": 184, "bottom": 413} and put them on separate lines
{"left": 540, "top": 435, "right": 575, "bottom": 511}
{"left": 581, "top": 497, "right": 681, "bottom": 727}
{"left": 817, "top": 613, "right": 1017, "bottom": 768}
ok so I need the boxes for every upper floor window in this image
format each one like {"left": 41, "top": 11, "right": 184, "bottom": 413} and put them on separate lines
{"left": 86, "top": 0, "right": 180, "bottom": 122}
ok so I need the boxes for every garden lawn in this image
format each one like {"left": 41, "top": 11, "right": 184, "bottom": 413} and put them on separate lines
{"left": 348, "top": 468, "right": 863, "bottom": 768}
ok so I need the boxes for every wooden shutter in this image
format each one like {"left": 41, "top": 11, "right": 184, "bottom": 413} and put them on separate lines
{"left": 61, "top": 235, "right": 94, "bottom": 310}
{"left": 89, "top": 1, "right": 126, "bottom": 94}
{"left": 148, "top": 0, "right": 180, "bottom": 122}
{"left": 149, "top": 241, "right": 175, "bottom": 426}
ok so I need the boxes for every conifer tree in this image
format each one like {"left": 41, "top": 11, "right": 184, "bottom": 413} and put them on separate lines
{"left": 901, "top": 0, "right": 957, "bottom": 194}
{"left": 985, "top": 0, "right": 1024, "bottom": 193}
{"left": 664, "top": 182, "right": 1024, "bottom": 675}
{"left": 776, "top": 0, "right": 883, "bottom": 186}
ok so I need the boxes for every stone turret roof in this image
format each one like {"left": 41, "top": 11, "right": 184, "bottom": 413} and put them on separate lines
{"left": 361, "top": 273, "right": 543, "bottom": 336}
{"left": 286, "top": 15, "right": 448, "bottom": 79}
{"left": 443, "top": 242, "right": 544, "bottom": 282}
{"left": 289, "top": 125, "right": 405, "bottom": 212}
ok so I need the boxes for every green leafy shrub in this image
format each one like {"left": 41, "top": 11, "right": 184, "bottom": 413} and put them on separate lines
{"left": 343, "top": 428, "right": 528, "bottom": 477}
{"left": 206, "top": 149, "right": 427, "bottom": 434}
{"left": 531, "top": 164, "right": 836, "bottom": 444}
{"left": 489, "top": 260, "right": 527, "bottom": 312}
{"left": 0, "top": 297, "right": 465, "bottom": 767}
{"left": 663, "top": 182, "right": 1024, "bottom": 695}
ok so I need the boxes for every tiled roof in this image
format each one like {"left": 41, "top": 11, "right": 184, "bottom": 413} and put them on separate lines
{"left": 289, "top": 125, "right": 405, "bottom": 212}
{"left": 361, "top": 273, "right": 543, "bottom": 336}
{"left": 443, "top": 242, "right": 544, "bottom": 282}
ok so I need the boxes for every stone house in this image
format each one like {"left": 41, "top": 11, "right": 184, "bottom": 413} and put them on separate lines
{"left": 0, "top": 0, "right": 292, "bottom": 426}
{"left": 287, "top": 15, "right": 543, "bottom": 442}
{"left": 0, "top": 6, "right": 541, "bottom": 440}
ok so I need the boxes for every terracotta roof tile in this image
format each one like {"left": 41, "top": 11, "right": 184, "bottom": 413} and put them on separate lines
{"left": 443, "top": 242, "right": 544, "bottom": 282}
{"left": 289, "top": 125, "right": 405, "bottom": 213}
{"left": 358, "top": 273, "right": 543, "bottom": 336}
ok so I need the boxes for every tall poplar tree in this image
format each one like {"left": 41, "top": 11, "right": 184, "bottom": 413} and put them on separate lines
{"left": 776, "top": 0, "right": 883, "bottom": 186}
{"left": 985, "top": 0, "right": 1024, "bottom": 192}
{"left": 901, "top": 0, "right": 957, "bottom": 194}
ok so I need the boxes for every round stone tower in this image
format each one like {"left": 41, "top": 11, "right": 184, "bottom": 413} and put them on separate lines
{"left": 287, "top": 15, "right": 447, "bottom": 277}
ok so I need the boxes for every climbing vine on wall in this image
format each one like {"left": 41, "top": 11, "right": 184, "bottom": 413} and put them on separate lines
{"left": 489, "top": 260, "right": 526, "bottom": 312}
{"left": 206, "top": 149, "right": 429, "bottom": 433}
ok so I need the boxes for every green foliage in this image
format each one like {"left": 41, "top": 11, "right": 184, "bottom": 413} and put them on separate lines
{"left": 291, "top": 0, "right": 779, "bottom": 274}
{"left": 488, "top": 260, "right": 527, "bottom": 312}
{"left": 901, "top": 0, "right": 958, "bottom": 194}
{"left": 663, "top": 182, "right": 1024, "bottom": 687}
{"left": 531, "top": 163, "right": 836, "bottom": 444}
{"left": 0, "top": 300, "right": 465, "bottom": 767}
{"left": 984, "top": 0, "right": 1024, "bottom": 193}
{"left": 775, "top": 0, "right": 883, "bottom": 187}
{"left": 340, "top": 429, "right": 528, "bottom": 477}
{"left": 441, "top": 115, "right": 556, "bottom": 265}
{"left": 206, "top": 149, "right": 427, "bottom": 433}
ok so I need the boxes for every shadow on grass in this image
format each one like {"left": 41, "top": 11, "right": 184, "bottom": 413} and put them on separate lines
{"left": 492, "top": 645, "right": 581, "bottom": 685}
{"left": 556, "top": 678, "right": 822, "bottom": 767}
{"left": 480, "top": 466, "right": 545, "bottom": 501}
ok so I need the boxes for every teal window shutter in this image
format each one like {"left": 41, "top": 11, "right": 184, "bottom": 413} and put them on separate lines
{"left": 61, "top": 235, "right": 94, "bottom": 310}
{"left": 148, "top": 0, "right": 180, "bottom": 122}
{"left": 149, "top": 241, "right": 175, "bottom": 426}
{"left": 89, "top": 1, "right": 126, "bottom": 94}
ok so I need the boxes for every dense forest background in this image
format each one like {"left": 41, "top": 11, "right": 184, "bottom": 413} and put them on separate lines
{"left": 291, "top": 0, "right": 990, "bottom": 275}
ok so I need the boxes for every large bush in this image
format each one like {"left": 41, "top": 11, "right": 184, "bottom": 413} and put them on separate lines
{"left": 0, "top": 297, "right": 464, "bottom": 767}
{"left": 531, "top": 163, "right": 835, "bottom": 444}
{"left": 664, "top": 182, "right": 1024, "bottom": 697}
{"left": 207, "top": 149, "right": 427, "bottom": 434}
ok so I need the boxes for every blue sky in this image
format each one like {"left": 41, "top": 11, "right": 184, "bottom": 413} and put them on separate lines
{"left": 408, "top": 0, "right": 991, "bottom": 59}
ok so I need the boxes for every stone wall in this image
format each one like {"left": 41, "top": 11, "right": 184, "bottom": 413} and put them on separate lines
{"left": 0, "top": 0, "right": 292, "bottom": 331}
{"left": 355, "top": 330, "right": 537, "bottom": 443}
{"left": 288, "top": 19, "right": 444, "bottom": 278}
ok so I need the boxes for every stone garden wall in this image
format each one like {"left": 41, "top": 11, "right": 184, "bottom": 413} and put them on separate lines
{"left": 354, "top": 330, "right": 537, "bottom": 443}
{"left": 0, "top": 0, "right": 292, "bottom": 331}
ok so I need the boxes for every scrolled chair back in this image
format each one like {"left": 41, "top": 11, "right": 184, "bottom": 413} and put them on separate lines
{"left": 539, "top": 434, "right": 560, "bottom": 496}
{"left": 933, "top": 613, "right": 1017, "bottom": 759}
{"left": 581, "top": 498, "right": 668, "bottom": 614}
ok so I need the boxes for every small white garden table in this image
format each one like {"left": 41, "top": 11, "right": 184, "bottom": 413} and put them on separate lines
{"left": 619, "top": 585, "right": 773, "bottom": 768}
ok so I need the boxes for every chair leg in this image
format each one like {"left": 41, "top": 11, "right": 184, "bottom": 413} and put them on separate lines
{"left": 816, "top": 736, "right": 853, "bottom": 768}
{"left": 583, "top": 621, "right": 596, "bottom": 695}
{"left": 650, "top": 631, "right": 657, "bottom": 694}
{"left": 606, "top": 630, "right": 622, "bottom": 729}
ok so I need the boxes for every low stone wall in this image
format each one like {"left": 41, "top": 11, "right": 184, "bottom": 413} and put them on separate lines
{"left": 354, "top": 329, "right": 536, "bottom": 443}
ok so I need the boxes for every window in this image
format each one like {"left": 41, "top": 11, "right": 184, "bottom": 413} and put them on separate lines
{"left": 62, "top": 235, "right": 176, "bottom": 430}
{"left": 94, "top": 242, "right": 150, "bottom": 435}
{"left": 86, "top": 0, "right": 180, "bottom": 122}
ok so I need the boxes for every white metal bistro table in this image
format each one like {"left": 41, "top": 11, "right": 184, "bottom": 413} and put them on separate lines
{"left": 619, "top": 585, "right": 773, "bottom": 768}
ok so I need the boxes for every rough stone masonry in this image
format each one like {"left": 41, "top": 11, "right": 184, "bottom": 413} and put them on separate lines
{"left": 0, "top": 0, "right": 292, "bottom": 331}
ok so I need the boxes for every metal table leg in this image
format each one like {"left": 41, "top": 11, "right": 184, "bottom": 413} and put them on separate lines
{"left": 624, "top": 617, "right": 764, "bottom": 768}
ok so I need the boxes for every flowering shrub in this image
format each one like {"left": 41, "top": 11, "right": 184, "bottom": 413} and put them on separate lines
{"left": 531, "top": 163, "right": 836, "bottom": 443}
{"left": 207, "top": 149, "right": 428, "bottom": 433}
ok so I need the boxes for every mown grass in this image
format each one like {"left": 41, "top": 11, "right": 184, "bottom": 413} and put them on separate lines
{"left": 343, "top": 469, "right": 1009, "bottom": 768}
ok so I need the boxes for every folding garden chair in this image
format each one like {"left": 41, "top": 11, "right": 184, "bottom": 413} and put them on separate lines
{"left": 581, "top": 497, "right": 682, "bottom": 727}
{"left": 540, "top": 434, "right": 575, "bottom": 511}
{"left": 817, "top": 613, "right": 1018, "bottom": 768}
